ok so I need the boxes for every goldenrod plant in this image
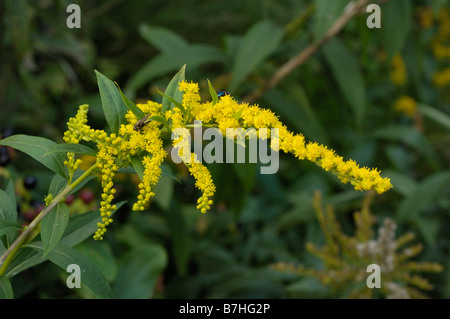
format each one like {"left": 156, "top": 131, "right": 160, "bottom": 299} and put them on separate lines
{"left": 272, "top": 191, "right": 443, "bottom": 299}
{"left": 1, "top": 0, "right": 448, "bottom": 300}
{"left": 0, "top": 65, "right": 393, "bottom": 297}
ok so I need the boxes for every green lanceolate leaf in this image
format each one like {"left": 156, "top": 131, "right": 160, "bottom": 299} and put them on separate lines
{"left": 397, "top": 171, "right": 450, "bottom": 221}
{"left": 29, "top": 243, "right": 115, "bottom": 298}
{"left": 95, "top": 70, "right": 128, "bottom": 134}
{"left": 0, "top": 220, "right": 21, "bottom": 237}
{"left": 165, "top": 201, "right": 191, "bottom": 276}
{"left": 233, "top": 106, "right": 245, "bottom": 121}
{"left": 0, "top": 190, "right": 17, "bottom": 223}
{"left": 147, "top": 115, "right": 168, "bottom": 127}
{"left": 383, "top": 0, "right": 412, "bottom": 59}
{"left": 229, "top": 20, "right": 284, "bottom": 92}
{"left": 157, "top": 87, "right": 186, "bottom": 116}
{"left": 207, "top": 79, "right": 219, "bottom": 105}
{"left": 313, "top": 0, "right": 349, "bottom": 40}
{"left": 0, "top": 135, "right": 67, "bottom": 179}
{"left": 139, "top": 24, "right": 189, "bottom": 53}
{"left": 5, "top": 180, "right": 16, "bottom": 211}
{"left": 419, "top": 103, "right": 450, "bottom": 131}
{"left": 323, "top": 38, "right": 366, "bottom": 128}
{"left": 113, "top": 245, "right": 167, "bottom": 298}
{"left": 0, "top": 276, "right": 13, "bottom": 299}
{"left": 115, "top": 82, "right": 145, "bottom": 119}
{"left": 60, "top": 202, "right": 125, "bottom": 247}
{"left": 161, "top": 65, "right": 185, "bottom": 114}
{"left": 41, "top": 202, "right": 70, "bottom": 257}
{"left": 44, "top": 143, "right": 96, "bottom": 157}
{"left": 130, "top": 155, "right": 145, "bottom": 180}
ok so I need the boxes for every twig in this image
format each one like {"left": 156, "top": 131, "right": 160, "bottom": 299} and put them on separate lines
{"left": 243, "top": 0, "right": 373, "bottom": 104}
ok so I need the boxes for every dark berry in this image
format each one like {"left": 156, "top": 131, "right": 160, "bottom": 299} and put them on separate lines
{"left": 65, "top": 194, "right": 75, "bottom": 205}
{"left": 0, "top": 147, "right": 10, "bottom": 167}
{"left": 24, "top": 209, "right": 37, "bottom": 222}
{"left": 23, "top": 175, "right": 37, "bottom": 190}
{"left": 79, "top": 189, "right": 95, "bottom": 204}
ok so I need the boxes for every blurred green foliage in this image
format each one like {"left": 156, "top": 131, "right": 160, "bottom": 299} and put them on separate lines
{"left": 0, "top": 0, "right": 449, "bottom": 298}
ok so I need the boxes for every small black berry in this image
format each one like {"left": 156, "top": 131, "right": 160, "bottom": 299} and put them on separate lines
{"left": 24, "top": 175, "right": 37, "bottom": 190}
{"left": 0, "top": 147, "right": 10, "bottom": 167}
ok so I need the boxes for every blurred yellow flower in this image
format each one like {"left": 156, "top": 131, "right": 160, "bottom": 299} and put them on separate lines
{"left": 433, "top": 67, "right": 450, "bottom": 87}
{"left": 390, "top": 55, "right": 407, "bottom": 86}
{"left": 394, "top": 96, "right": 417, "bottom": 117}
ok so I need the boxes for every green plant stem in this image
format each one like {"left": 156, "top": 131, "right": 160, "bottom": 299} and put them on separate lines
{"left": 0, "top": 164, "right": 98, "bottom": 276}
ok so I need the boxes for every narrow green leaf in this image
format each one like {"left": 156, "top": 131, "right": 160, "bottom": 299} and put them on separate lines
{"left": 419, "top": 103, "right": 450, "bottom": 131}
{"left": 0, "top": 220, "right": 21, "bottom": 237}
{"left": 416, "top": 217, "right": 440, "bottom": 246}
{"left": 41, "top": 203, "right": 70, "bottom": 257}
{"left": 382, "top": 169, "right": 418, "bottom": 197}
{"left": 263, "top": 86, "right": 328, "bottom": 145}
{"left": 233, "top": 107, "right": 245, "bottom": 121}
{"left": 76, "top": 241, "right": 118, "bottom": 282}
{"left": 397, "top": 171, "right": 450, "bottom": 221}
{"left": 49, "top": 174, "right": 68, "bottom": 198}
{"left": 130, "top": 155, "right": 144, "bottom": 180}
{"left": 0, "top": 135, "right": 67, "bottom": 179}
{"left": 157, "top": 87, "right": 186, "bottom": 116}
{"left": 313, "top": 0, "right": 349, "bottom": 40}
{"left": 166, "top": 201, "right": 191, "bottom": 276}
{"left": 323, "top": 38, "right": 366, "bottom": 127}
{"left": 60, "top": 202, "right": 125, "bottom": 247}
{"left": 154, "top": 173, "right": 174, "bottom": 210}
{"left": 0, "top": 190, "right": 16, "bottom": 223}
{"left": 95, "top": 70, "right": 128, "bottom": 133}
{"left": 5, "top": 180, "right": 16, "bottom": 215}
{"left": 115, "top": 82, "right": 145, "bottom": 119}
{"left": 373, "top": 125, "right": 435, "bottom": 160}
{"left": 30, "top": 243, "right": 115, "bottom": 298}
{"left": 113, "top": 245, "right": 167, "bottom": 298}
{"left": 161, "top": 65, "right": 185, "bottom": 113}
{"left": 124, "top": 55, "right": 183, "bottom": 100}
{"left": 138, "top": 24, "right": 188, "bottom": 53}
{"left": 383, "top": 0, "right": 412, "bottom": 59}
{"left": 0, "top": 276, "right": 13, "bottom": 299}
{"left": 124, "top": 47, "right": 224, "bottom": 100}
{"left": 5, "top": 248, "right": 45, "bottom": 278}
{"left": 161, "top": 164, "right": 181, "bottom": 184}
{"left": 207, "top": 79, "right": 219, "bottom": 105}
{"left": 147, "top": 115, "right": 168, "bottom": 127}
{"left": 45, "top": 143, "right": 96, "bottom": 157}
{"left": 230, "top": 20, "right": 284, "bottom": 92}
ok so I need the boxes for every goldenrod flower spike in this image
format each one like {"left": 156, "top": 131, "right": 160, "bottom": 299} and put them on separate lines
{"left": 177, "top": 80, "right": 392, "bottom": 195}
{"left": 63, "top": 80, "right": 392, "bottom": 240}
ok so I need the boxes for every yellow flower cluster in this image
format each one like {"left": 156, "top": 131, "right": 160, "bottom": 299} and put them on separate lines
{"left": 64, "top": 101, "right": 167, "bottom": 239}
{"left": 394, "top": 96, "right": 417, "bottom": 118}
{"left": 432, "top": 7, "right": 450, "bottom": 59}
{"left": 389, "top": 55, "right": 407, "bottom": 86}
{"left": 178, "top": 81, "right": 392, "bottom": 194}
{"left": 63, "top": 79, "right": 392, "bottom": 240}
{"left": 171, "top": 128, "right": 216, "bottom": 212}
{"left": 433, "top": 67, "right": 450, "bottom": 87}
